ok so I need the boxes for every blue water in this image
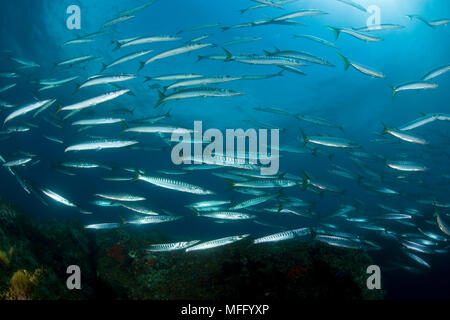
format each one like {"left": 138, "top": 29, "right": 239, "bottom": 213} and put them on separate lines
{"left": 0, "top": 0, "right": 449, "bottom": 299}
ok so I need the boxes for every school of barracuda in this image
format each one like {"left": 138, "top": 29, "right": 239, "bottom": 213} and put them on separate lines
{"left": 0, "top": 0, "right": 449, "bottom": 272}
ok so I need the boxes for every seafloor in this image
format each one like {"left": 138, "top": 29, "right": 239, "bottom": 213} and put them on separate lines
{"left": 0, "top": 199, "right": 383, "bottom": 300}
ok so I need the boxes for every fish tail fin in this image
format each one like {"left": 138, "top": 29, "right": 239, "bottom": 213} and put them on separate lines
{"left": 55, "top": 102, "right": 63, "bottom": 114}
{"left": 388, "top": 84, "right": 397, "bottom": 97}
{"left": 221, "top": 26, "right": 230, "bottom": 31}
{"left": 326, "top": 26, "right": 341, "bottom": 40}
{"left": 299, "top": 129, "right": 308, "bottom": 145}
{"left": 263, "top": 49, "right": 272, "bottom": 56}
{"left": 165, "top": 109, "right": 171, "bottom": 118}
{"left": 222, "top": 48, "right": 233, "bottom": 61}
{"left": 381, "top": 122, "right": 389, "bottom": 134}
{"left": 137, "top": 61, "right": 145, "bottom": 73}
{"left": 300, "top": 170, "right": 310, "bottom": 190}
{"left": 144, "top": 76, "right": 152, "bottom": 82}
{"left": 120, "top": 122, "right": 129, "bottom": 132}
{"left": 335, "top": 52, "right": 350, "bottom": 70}
{"left": 100, "top": 63, "right": 107, "bottom": 73}
{"left": 113, "top": 41, "right": 121, "bottom": 51}
{"left": 277, "top": 70, "right": 284, "bottom": 77}
{"left": 154, "top": 90, "right": 166, "bottom": 108}
{"left": 72, "top": 83, "right": 81, "bottom": 95}
{"left": 196, "top": 55, "right": 204, "bottom": 62}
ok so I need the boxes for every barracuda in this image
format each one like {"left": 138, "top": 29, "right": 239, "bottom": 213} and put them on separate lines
{"left": 4, "top": 99, "right": 54, "bottom": 124}
{"left": 382, "top": 126, "right": 428, "bottom": 145}
{"left": 185, "top": 234, "right": 250, "bottom": 252}
{"left": 136, "top": 173, "right": 215, "bottom": 195}
{"left": 126, "top": 215, "right": 182, "bottom": 225}
{"left": 77, "top": 74, "right": 136, "bottom": 90}
{"left": 41, "top": 188, "right": 77, "bottom": 207}
{"left": 229, "top": 194, "right": 278, "bottom": 210}
{"left": 139, "top": 43, "right": 214, "bottom": 71}
{"left": 155, "top": 87, "right": 244, "bottom": 108}
{"left": 101, "top": 50, "right": 153, "bottom": 72}
{"left": 65, "top": 139, "right": 138, "bottom": 152}
{"left": 60, "top": 89, "right": 130, "bottom": 112}
{"left": 146, "top": 240, "right": 201, "bottom": 252}
{"left": 254, "top": 228, "right": 311, "bottom": 244}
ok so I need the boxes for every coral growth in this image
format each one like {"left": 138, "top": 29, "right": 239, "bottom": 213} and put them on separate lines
{"left": 2, "top": 268, "right": 44, "bottom": 300}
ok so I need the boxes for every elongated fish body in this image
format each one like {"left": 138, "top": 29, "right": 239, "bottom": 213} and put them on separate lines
{"left": 72, "top": 118, "right": 125, "bottom": 126}
{"left": 401, "top": 240, "right": 434, "bottom": 254}
{"left": 234, "top": 55, "right": 306, "bottom": 67}
{"left": 188, "top": 200, "right": 231, "bottom": 210}
{"left": 383, "top": 127, "right": 428, "bottom": 145}
{"left": 403, "top": 250, "right": 430, "bottom": 268}
{"left": 3, "top": 157, "right": 33, "bottom": 167}
{"left": 166, "top": 75, "right": 243, "bottom": 91}
{"left": 63, "top": 38, "right": 95, "bottom": 46}
{"left": 293, "top": 34, "right": 339, "bottom": 48}
{"left": 392, "top": 82, "right": 438, "bottom": 96}
{"left": 185, "top": 234, "right": 250, "bottom": 252}
{"left": 140, "top": 43, "right": 214, "bottom": 70}
{"left": 56, "top": 55, "right": 98, "bottom": 67}
{"left": 123, "top": 126, "right": 192, "bottom": 134}
{"left": 422, "top": 65, "right": 450, "bottom": 81}
{"left": 85, "top": 223, "right": 120, "bottom": 230}
{"left": 59, "top": 160, "right": 111, "bottom": 170}
{"left": 145, "top": 73, "right": 203, "bottom": 82}
{"left": 4, "top": 99, "right": 53, "bottom": 124}
{"left": 10, "top": 57, "right": 40, "bottom": 68}
{"left": 436, "top": 213, "right": 450, "bottom": 236}
{"left": 399, "top": 114, "right": 437, "bottom": 131}
{"left": 315, "top": 235, "right": 362, "bottom": 249}
{"left": 354, "top": 24, "right": 405, "bottom": 32}
{"left": 336, "top": 53, "right": 385, "bottom": 78}
{"left": 305, "top": 135, "right": 356, "bottom": 148}
{"left": 229, "top": 194, "right": 277, "bottom": 210}
{"left": 233, "top": 179, "right": 299, "bottom": 188}
{"left": 116, "top": 35, "right": 181, "bottom": 49}
{"left": 137, "top": 173, "right": 215, "bottom": 195}
{"left": 387, "top": 160, "right": 427, "bottom": 172}
{"left": 78, "top": 74, "right": 136, "bottom": 89}
{"left": 0, "top": 83, "right": 17, "bottom": 93}
{"left": 119, "top": 203, "right": 160, "bottom": 215}
{"left": 146, "top": 240, "right": 201, "bottom": 252}
{"left": 101, "top": 15, "right": 135, "bottom": 29}
{"left": 41, "top": 188, "right": 77, "bottom": 207}
{"left": 39, "top": 76, "right": 79, "bottom": 86}
{"left": 327, "top": 26, "right": 383, "bottom": 42}
{"left": 65, "top": 139, "right": 138, "bottom": 152}
{"left": 155, "top": 87, "right": 244, "bottom": 107}
{"left": 177, "top": 23, "right": 221, "bottom": 34}
{"left": 60, "top": 89, "right": 129, "bottom": 111}
{"left": 102, "top": 50, "right": 153, "bottom": 71}
{"left": 116, "top": 0, "right": 157, "bottom": 17}
{"left": 272, "top": 9, "right": 327, "bottom": 21}
{"left": 126, "top": 216, "right": 182, "bottom": 225}
{"left": 336, "top": 0, "right": 367, "bottom": 12}
{"left": 378, "top": 214, "right": 412, "bottom": 220}
{"left": 254, "top": 228, "right": 311, "bottom": 244}
{"left": 252, "top": 0, "right": 283, "bottom": 9}
{"left": 199, "top": 211, "right": 255, "bottom": 220}
{"left": 96, "top": 193, "right": 146, "bottom": 202}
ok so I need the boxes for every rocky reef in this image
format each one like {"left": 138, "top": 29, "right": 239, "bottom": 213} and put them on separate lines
{"left": 0, "top": 200, "right": 383, "bottom": 300}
